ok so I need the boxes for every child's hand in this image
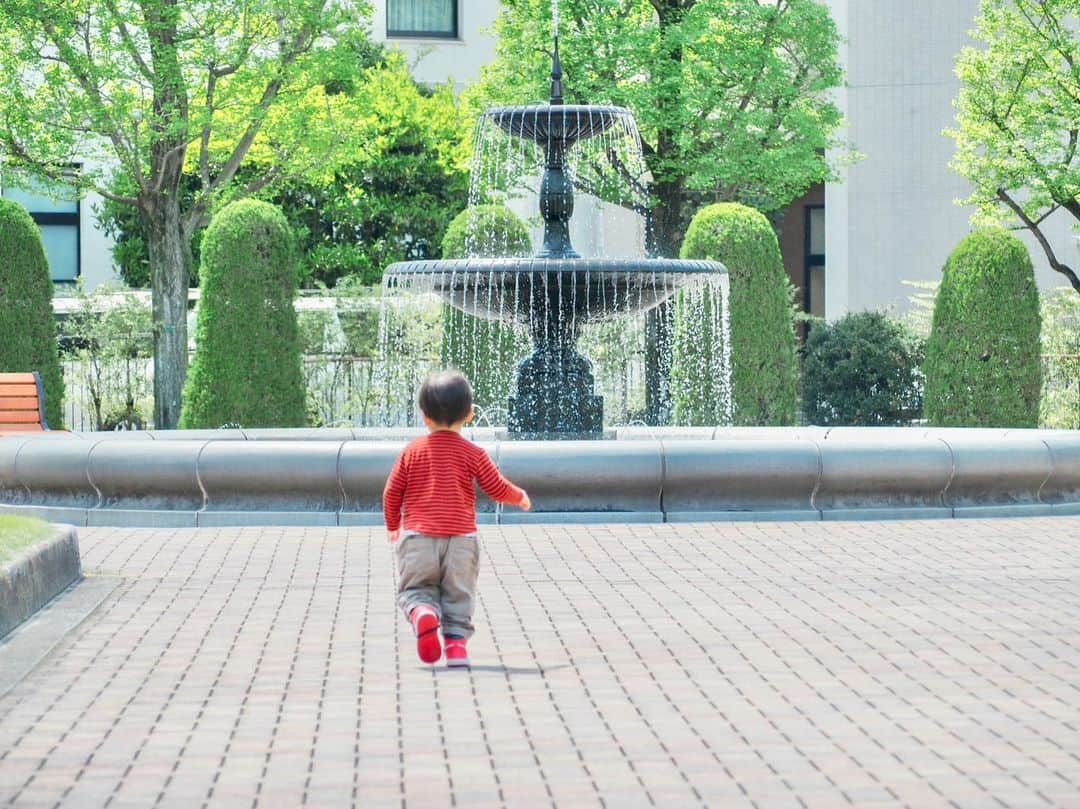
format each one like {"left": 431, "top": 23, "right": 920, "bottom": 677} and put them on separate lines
{"left": 387, "top": 528, "right": 402, "bottom": 544}
{"left": 519, "top": 491, "right": 531, "bottom": 511}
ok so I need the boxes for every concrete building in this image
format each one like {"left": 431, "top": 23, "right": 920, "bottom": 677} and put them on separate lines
{"left": 8, "top": 0, "right": 1075, "bottom": 318}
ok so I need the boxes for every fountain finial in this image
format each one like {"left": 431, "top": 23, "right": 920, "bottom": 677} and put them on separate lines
{"left": 550, "top": 36, "right": 564, "bottom": 105}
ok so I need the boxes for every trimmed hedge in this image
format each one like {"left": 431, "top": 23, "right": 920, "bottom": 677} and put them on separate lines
{"left": 677, "top": 203, "right": 797, "bottom": 425}
{"left": 0, "top": 198, "right": 64, "bottom": 427}
{"left": 441, "top": 204, "right": 532, "bottom": 260}
{"left": 924, "top": 228, "right": 1042, "bottom": 427}
{"left": 180, "top": 200, "right": 306, "bottom": 428}
{"left": 801, "top": 312, "right": 923, "bottom": 426}
{"left": 440, "top": 205, "right": 532, "bottom": 417}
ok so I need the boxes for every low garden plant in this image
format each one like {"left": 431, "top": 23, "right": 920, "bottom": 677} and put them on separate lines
{"left": 801, "top": 311, "right": 923, "bottom": 426}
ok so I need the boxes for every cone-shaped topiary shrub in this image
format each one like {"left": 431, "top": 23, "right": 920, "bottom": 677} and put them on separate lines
{"left": 440, "top": 205, "right": 532, "bottom": 419}
{"left": 924, "top": 228, "right": 1041, "bottom": 427}
{"left": 0, "top": 198, "right": 64, "bottom": 427}
{"left": 676, "top": 203, "right": 797, "bottom": 425}
{"left": 802, "top": 311, "right": 923, "bottom": 425}
{"left": 180, "top": 199, "right": 306, "bottom": 428}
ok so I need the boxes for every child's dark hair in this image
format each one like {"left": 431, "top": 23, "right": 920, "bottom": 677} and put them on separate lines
{"left": 418, "top": 370, "right": 473, "bottom": 426}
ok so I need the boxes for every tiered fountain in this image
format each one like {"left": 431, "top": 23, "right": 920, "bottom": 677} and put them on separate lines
{"left": 384, "top": 37, "right": 725, "bottom": 438}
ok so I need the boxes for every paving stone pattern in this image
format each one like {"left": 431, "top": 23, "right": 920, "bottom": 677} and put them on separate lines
{"left": 0, "top": 518, "right": 1079, "bottom": 808}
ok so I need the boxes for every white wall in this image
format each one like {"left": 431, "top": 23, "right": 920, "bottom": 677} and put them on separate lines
{"left": 372, "top": 1, "right": 500, "bottom": 90}
{"left": 79, "top": 187, "right": 118, "bottom": 290}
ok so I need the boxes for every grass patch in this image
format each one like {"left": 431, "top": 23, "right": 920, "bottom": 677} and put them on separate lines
{"left": 0, "top": 516, "right": 54, "bottom": 565}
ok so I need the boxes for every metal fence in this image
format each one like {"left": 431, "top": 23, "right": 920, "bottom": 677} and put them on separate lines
{"left": 60, "top": 352, "right": 1078, "bottom": 432}
{"left": 59, "top": 352, "right": 648, "bottom": 431}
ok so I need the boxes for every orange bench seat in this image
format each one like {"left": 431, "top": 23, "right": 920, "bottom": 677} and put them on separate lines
{"left": 0, "top": 372, "right": 50, "bottom": 434}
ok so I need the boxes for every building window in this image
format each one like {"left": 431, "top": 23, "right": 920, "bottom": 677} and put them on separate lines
{"left": 1, "top": 168, "right": 81, "bottom": 283}
{"left": 804, "top": 205, "right": 825, "bottom": 318}
{"left": 387, "top": 0, "right": 457, "bottom": 39}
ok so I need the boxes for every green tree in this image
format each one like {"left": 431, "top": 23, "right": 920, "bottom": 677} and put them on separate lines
{"left": 677, "top": 203, "right": 797, "bottom": 425}
{"left": 0, "top": 0, "right": 372, "bottom": 427}
{"left": 924, "top": 228, "right": 1042, "bottom": 427}
{"left": 95, "top": 51, "right": 470, "bottom": 290}
{"left": 801, "top": 312, "right": 923, "bottom": 426}
{"left": 476, "top": 0, "right": 846, "bottom": 422}
{"left": 440, "top": 205, "right": 533, "bottom": 417}
{"left": 180, "top": 200, "right": 305, "bottom": 428}
{"left": 947, "top": 0, "right": 1080, "bottom": 293}
{"left": 0, "top": 198, "right": 64, "bottom": 427}
{"left": 473, "top": 0, "right": 846, "bottom": 257}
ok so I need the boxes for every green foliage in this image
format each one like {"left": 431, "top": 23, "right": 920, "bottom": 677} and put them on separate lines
{"left": 0, "top": 0, "right": 376, "bottom": 427}
{"left": 473, "top": 0, "right": 847, "bottom": 252}
{"left": 180, "top": 200, "right": 306, "bottom": 428}
{"left": 0, "top": 198, "right": 64, "bottom": 427}
{"left": 677, "top": 203, "right": 797, "bottom": 425}
{"left": 1040, "top": 288, "right": 1080, "bottom": 429}
{"left": 439, "top": 206, "right": 532, "bottom": 416}
{"left": 62, "top": 284, "right": 154, "bottom": 430}
{"left": 94, "top": 51, "right": 469, "bottom": 290}
{"left": 801, "top": 312, "right": 923, "bottom": 426}
{"left": 947, "top": 0, "right": 1080, "bottom": 291}
{"left": 0, "top": 515, "right": 53, "bottom": 564}
{"left": 924, "top": 229, "right": 1042, "bottom": 427}
{"left": 269, "top": 53, "right": 471, "bottom": 288}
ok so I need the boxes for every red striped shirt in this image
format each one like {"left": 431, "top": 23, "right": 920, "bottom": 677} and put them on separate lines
{"left": 382, "top": 430, "right": 526, "bottom": 535}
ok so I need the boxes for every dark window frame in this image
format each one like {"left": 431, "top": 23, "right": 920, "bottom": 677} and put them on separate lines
{"left": 1, "top": 164, "right": 82, "bottom": 284}
{"left": 386, "top": 0, "right": 458, "bottom": 39}
{"left": 803, "top": 204, "right": 825, "bottom": 315}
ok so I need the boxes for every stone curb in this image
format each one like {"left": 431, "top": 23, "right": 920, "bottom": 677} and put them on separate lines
{"left": 2, "top": 428, "right": 1080, "bottom": 526}
{"left": 0, "top": 524, "right": 82, "bottom": 640}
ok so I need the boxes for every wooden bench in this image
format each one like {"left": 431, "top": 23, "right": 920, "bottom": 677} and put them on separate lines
{"left": 0, "top": 372, "right": 51, "bottom": 434}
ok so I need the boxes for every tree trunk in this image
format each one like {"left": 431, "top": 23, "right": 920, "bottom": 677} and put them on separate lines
{"left": 142, "top": 193, "right": 190, "bottom": 429}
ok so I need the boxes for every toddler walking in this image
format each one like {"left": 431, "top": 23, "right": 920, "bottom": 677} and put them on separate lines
{"left": 383, "top": 370, "right": 531, "bottom": 667}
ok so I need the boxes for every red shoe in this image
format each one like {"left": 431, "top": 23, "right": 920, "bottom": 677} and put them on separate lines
{"left": 410, "top": 606, "right": 442, "bottom": 664}
{"left": 444, "top": 637, "right": 470, "bottom": 668}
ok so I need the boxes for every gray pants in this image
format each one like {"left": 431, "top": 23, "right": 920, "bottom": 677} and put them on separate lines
{"left": 395, "top": 534, "right": 479, "bottom": 639}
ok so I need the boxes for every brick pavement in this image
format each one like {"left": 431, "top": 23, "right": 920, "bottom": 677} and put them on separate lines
{"left": 0, "top": 518, "right": 1078, "bottom": 808}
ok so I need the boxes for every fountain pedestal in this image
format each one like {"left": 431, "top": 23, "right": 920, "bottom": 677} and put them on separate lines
{"left": 508, "top": 344, "right": 603, "bottom": 438}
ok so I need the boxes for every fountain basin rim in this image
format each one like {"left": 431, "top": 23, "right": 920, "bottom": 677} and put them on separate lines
{"left": 483, "top": 104, "right": 635, "bottom": 143}
{"left": 385, "top": 257, "right": 727, "bottom": 277}
{"left": 483, "top": 103, "right": 632, "bottom": 118}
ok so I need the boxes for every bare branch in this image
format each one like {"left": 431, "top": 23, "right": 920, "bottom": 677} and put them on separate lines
{"left": 101, "top": 0, "right": 153, "bottom": 80}
{"left": 998, "top": 188, "right": 1080, "bottom": 293}
{"left": 184, "top": 8, "right": 327, "bottom": 229}
{"left": 4, "top": 136, "right": 139, "bottom": 207}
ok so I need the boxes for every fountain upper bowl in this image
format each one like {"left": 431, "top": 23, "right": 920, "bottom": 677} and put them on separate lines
{"left": 484, "top": 104, "right": 632, "bottom": 145}
{"left": 383, "top": 257, "right": 726, "bottom": 323}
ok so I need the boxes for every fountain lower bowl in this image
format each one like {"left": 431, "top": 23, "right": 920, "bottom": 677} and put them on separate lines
{"left": 384, "top": 257, "right": 725, "bottom": 322}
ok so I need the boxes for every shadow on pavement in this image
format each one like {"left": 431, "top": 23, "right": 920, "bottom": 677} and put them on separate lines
{"left": 425, "top": 664, "right": 570, "bottom": 675}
